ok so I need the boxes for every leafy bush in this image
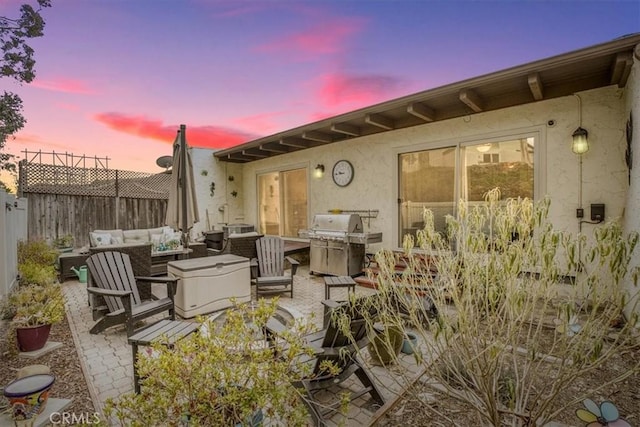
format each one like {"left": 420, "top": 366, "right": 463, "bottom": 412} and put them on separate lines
{"left": 6, "top": 283, "right": 65, "bottom": 327}
{"left": 17, "top": 239, "right": 57, "bottom": 267}
{"left": 366, "top": 188, "right": 639, "bottom": 426}
{"left": 104, "top": 299, "right": 316, "bottom": 426}
{"left": 18, "top": 260, "right": 57, "bottom": 286}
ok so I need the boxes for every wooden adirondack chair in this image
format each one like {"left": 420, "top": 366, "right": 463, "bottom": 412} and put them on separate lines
{"left": 86, "top": 251, "right": 177, "bottom": 337}
{"left": 291, "top": 296, "right": 385, "bottom": 426}
{"left": 255, "top": 236, "right": 299, "bottom": 298}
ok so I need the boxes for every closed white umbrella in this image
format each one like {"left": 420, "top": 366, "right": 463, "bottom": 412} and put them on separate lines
{"left": 165, "top": 124, "right": 199, "bottom": 247}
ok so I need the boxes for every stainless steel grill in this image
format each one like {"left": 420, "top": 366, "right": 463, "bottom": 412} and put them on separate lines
{"left": 301, "top": 213, "right": 382, "bottom": 276}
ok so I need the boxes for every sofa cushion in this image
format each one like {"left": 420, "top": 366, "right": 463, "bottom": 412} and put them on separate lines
{"left": 90, "top": 232, "right": 113, "bottom": 247}
{"left": 123, "top": 229, "right": 151, "bottom": 243}
{"left": 228, "top": 231, "right": 260, "bottom": 239}
{"left": 149, "top": 226, "right": 173, "bottom": 237}
{"left": 94, "top": 229, "right": 124, "bottom": 243}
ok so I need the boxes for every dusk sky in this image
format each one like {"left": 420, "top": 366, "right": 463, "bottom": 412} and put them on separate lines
{"left": 2, "top": 0, "right": 639, "bottom": 174}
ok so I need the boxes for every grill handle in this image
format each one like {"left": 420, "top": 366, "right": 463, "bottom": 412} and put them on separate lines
{"left": 326, "top": 246, "right": 345, "bottom": 252}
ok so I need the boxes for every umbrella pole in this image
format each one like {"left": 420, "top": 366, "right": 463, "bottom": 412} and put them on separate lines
{"left": 180, "top": 124, "right": 189, "bottom": 248}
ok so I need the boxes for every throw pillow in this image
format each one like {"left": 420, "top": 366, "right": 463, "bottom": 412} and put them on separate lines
{"left": 90, "top": 232, "right": 112, "bottom": 247}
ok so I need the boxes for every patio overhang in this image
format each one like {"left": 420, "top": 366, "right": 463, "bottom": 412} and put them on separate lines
{"left": 215, "top": 33, "right": 640, "bottom": 163}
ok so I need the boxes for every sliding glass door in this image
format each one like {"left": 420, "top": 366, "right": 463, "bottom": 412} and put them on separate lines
{"left": 257, "top": 168, "right": 308, "bottom": 237}
{"left": 398, "top": 136, "right": 536, "bottom": 246}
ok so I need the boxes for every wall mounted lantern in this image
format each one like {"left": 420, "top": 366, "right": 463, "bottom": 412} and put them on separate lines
{"left": 314, "top": 164, "right": 325, "bottom": 178}
{"left": 571, "top": 127, "right": 589, "bottom": 154}
{"left": 572, "top": 94, "right": 589, "bottom": 155}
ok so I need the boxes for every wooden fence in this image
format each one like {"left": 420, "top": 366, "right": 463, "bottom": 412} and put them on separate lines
{"left": 19, "top": 158, "right": 170, "bottom": 248}
{"left": 0, "top": 190, "right": 28, "bottom": 299}
{"left": 25, "top": 194, "right": 168, "bottom": 248}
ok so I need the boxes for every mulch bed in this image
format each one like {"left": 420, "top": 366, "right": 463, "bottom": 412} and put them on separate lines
{"left": 0, "top": 317, "right": 96, "bottom": 419}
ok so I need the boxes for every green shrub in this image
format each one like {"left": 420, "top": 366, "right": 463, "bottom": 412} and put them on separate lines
{"left": 367, "top": 188, "right": 640, "bottom": 426}
{"left": 8, "top": 283, "right": 65, "bottom": 327}
{"left": 104, "top": 299, "right": 316, "bottom": 426}
{"left": 18, "top": 260, "right": 57, "bottom": 286}
{"left": 17, "top": 239, "right": 57, "bottom": 267}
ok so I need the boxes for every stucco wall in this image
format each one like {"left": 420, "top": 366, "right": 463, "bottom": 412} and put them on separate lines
{"left": 622, "top": 47, "right": 640, "bottom": 319}
{"left": 233, "top": 85, "right": 628, "bottom": 251}
{"left": 190, "top": 148, "right": 245, "bottom": 239}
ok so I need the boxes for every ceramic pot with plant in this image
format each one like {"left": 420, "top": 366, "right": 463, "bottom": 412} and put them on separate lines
{"left": 7, "top": 283, "right": 65, "bottom": 352}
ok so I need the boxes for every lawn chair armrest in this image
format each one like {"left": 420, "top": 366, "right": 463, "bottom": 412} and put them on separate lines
{"left": 87, "top": 287, "right": 132, "bottom": 298}
{"left": 136, "top": 276, "right": 178, "bottom": 297}
{"left": 285, "top": 256, "right": 299, "bottom": 275}
{"left": 321, "top": 299, "right": 345, "bottom": 310}
{"left": 135, "top": 276, "right": 178, "bottom": 284}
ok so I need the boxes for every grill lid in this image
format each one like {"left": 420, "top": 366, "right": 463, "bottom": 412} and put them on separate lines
{"left": 310, "top": 214, "right": 363, "bottom": 234}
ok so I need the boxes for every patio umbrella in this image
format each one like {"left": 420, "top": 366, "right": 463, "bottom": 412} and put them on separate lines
{"left": 166, "top": 124, "right": 199, "bottom": 248}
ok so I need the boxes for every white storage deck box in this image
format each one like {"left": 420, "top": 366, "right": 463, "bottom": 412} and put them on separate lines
{"left": 168, "top": 254, "right": 250, "bottom": 318}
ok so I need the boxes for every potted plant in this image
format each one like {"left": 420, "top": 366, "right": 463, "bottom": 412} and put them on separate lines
{"left": 52, "top": 234, "right": 74, "bottom": 252}
{"left": 4, "top": 283, "right": 66, "bottom": 352}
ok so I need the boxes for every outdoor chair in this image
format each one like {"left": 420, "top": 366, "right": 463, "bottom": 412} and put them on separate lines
{"left": 254, "top": 235, "right": 298, "bottom": 298}
{"left": 89, "top": 243, "right": 153, "bottom": 300}
{"left": 288, "top": 296, "right": 385, "bottom": 426}
{"left": 85, "top": 251, "right": 177, "bottom": 337}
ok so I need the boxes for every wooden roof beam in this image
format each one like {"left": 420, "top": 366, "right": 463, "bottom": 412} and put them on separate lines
{"left": 302, "top": 131, "right": 333, "bottom": 143}
{"left": 279, "top": 138, "right": 309, "bottom": 149}
{"left": 528, "top": 73, "right": 544, "bottom": 100}
{"left": 407, "top": 102, "right": 435, "bottom": 122}
{"left": 459, "top": 89, "right": 484, "bottom": 112}
{"left": 610, "top": 52, "right": 633, "bottom": 87}
{"left": 226, "top": 153, "right": 250, "bottom": 162}
{"left": 331, "top": 123, "right": 360, "bottom": 137}
{"left": 259, "top": 143, "right": 289, "bottom": 154}
{"left": 365, "top": 113, "right": 394, "bottom": 130}
{"left": 242, "top": 149, "right": 268, "bottom": 158}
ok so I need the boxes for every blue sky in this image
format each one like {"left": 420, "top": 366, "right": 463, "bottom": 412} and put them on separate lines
{"left": 2, "top": 0, "right": 638, "bottom": 172}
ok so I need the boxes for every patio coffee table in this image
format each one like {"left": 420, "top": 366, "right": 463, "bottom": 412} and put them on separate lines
{"left": 128, "top": 319, "right": 198, "bottom": 393}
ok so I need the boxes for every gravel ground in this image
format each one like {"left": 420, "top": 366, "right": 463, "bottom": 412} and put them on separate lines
{"left": 0, "top": 317, "right": 96, "bottom": 422}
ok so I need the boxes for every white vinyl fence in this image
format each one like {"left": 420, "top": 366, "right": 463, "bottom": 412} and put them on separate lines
{"left": 1, "top": 190, "right": 28, "bottom": 300}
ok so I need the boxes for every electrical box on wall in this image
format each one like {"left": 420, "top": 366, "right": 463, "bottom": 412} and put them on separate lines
{"left": 591, "top": 204, "right": 605, "bottom": 222}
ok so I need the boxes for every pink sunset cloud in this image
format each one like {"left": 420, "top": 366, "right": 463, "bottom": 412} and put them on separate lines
{"left": 233, "top": 110, "right": 287, "bottom": 134}
{"left": 256, "top": 17, "right": 366, "bottom": 57}
{"left": 28, "top": 78, "right": 97, "bottom": 95}
{"left": 316, "top": 72, "right": 407, "bottom": 109}
{"left": 93, "top": 113, "right": 258, "bottom": 149}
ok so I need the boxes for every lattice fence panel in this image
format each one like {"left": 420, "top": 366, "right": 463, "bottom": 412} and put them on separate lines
{"left": 20, "top": 163, "right": 170, "bottom": 199}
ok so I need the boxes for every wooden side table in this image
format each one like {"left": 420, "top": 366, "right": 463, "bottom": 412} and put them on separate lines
{"left": 323, "top": 276, "right": 356, "bottom": 328}
{"left": 57, "top": 251, "right": 90, "bottom": 282}
{"left": 128, "top": 319, "right": 199, "bottom": 393}
{"left": 324, "top": 276, "right": 356, "bottom": 300}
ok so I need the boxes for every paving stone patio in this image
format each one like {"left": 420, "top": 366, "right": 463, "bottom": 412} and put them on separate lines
{"left": 62, "top": 265, "right": 424, "bottom": 426}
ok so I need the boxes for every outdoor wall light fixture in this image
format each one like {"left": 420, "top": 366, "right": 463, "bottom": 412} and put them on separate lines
{"left": 572, "top": 94, "right": 589, "bottom": 155}
{"left": 314, "top": 164, "right": 325, "bottom": 178}
{"left": 572, "top": 127, "right": 589, "bottom": 155}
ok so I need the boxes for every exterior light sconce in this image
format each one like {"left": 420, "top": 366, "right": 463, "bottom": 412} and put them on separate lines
{"left": 572, "top": 127, "right": 589, "bottom": 154}
{"left": 314, "top": 164, "right": 325, "bottom": 178}
{"left": 572, "top": 94, "right": 589, "bottom": 155}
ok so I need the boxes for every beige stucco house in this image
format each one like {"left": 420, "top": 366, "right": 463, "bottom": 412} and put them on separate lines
{"left": 189, "top": 34, "right": 640, "bottom": 315}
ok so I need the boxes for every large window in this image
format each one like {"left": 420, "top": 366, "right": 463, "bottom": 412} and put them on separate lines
{"left": 257, "top": 168, "right": 308, "bottom": 237}
{"left": 399, "top": 136, "right": 536, "bottom": 245}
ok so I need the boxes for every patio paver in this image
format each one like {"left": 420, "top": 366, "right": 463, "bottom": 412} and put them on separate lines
{"left": 63, "top": 265, "right": 424, "bottom": 425}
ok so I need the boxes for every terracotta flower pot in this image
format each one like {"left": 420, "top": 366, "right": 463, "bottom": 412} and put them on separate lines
{"left": 16, "top": 324, "right": 52, "bottom": 352}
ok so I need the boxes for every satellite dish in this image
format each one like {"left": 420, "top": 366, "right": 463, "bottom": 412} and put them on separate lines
{"left": 156, "top": 155, "right": 173, "bottom": 170}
